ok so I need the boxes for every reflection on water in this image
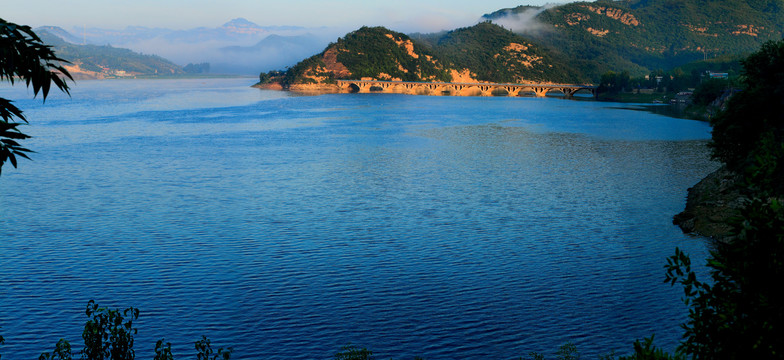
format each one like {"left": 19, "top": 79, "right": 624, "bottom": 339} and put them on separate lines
{"left": 0, "top": 79, "right": 717, "bottom": 360}
{"left": 615, "top": 103, "right": 693, "bottom": 120}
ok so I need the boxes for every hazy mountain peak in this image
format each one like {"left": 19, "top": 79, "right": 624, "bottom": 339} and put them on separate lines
{"left": 35, "top": 26, "right": 81, "bottom": 44}
{"left": 222, "top": 18, "right": 264, "bottom": 32}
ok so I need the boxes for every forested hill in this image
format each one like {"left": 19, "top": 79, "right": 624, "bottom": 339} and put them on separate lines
{"left": 264, "top": 0, "right": 782, "bottom": 87}
{"left": 280, "top": 26, "right": 451, "bottom": 86}
{"left": 267, "top": 24, "right": 585, "bottom": 88}
{"left": 36, "top": 27, "right": 184, "bottom": 79}
{"left": 484, "top": 0, "right": 784, "bottom": 78}
{"left": 418, "top": 22, "right": 584, "bottom": 83}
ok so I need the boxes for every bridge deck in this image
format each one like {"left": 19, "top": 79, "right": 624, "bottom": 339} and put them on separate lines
{"left": 335, "top": 79, "right": 596, "bottom": 97}
{"left": 337, "top": 79, "right": 596, "bottom": 89}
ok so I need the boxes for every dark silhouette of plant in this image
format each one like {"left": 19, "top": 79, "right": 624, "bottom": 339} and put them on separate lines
{"left": 153, "top": 340, "right": 174, "bottom": 360}
{"left": 39, "top": 339, "right": 74, "bottom": 360}
{"left": 1, "top": 301, "right": 234, "bottom": 360}
{"left": 709, "top": 40, "right": 784, "bottom": 194}
{"left": 334, "top": 344, "right": 373, "bottom": 360}
{"left": 690, "top": 78, "right": 729, "bottom": 107}
{"left": 0, "top": 18, "right": 72, "bottom": 175}
{"left": 663, "top": 39, "right": 784, "bottom": 360}
{"left": 527, "top": 342, "right": 580, "bottom": 360}
{"left": 665, "top": 196, "right": 784, "bottom": 359}
{"left": 194, "top": 336, "right": 231, "bottom": 360}
{"left": 81, "top": 300, "right": 139, "bottom": 360}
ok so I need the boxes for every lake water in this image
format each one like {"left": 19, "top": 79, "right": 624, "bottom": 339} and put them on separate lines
{"left": 0, "top": 78, "right": 717, "bottom": 359}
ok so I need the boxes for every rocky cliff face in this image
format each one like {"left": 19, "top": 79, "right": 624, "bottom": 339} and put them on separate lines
{"left": 673, "top": 166, "right": 747, "bottom": 241}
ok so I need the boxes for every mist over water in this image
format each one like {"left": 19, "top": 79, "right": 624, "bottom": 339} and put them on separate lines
{"left": 65, "top": 21, "right": 344, "bottom": 74}
{"left": 1, "top": 79, "right": 716, "bottom": 359}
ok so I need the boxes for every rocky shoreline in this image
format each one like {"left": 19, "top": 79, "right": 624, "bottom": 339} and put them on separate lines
{"left": 253, "top": 82, "right": 343, "bottom": 94}
{"left": 673, "top": 166, "right": 747, "bottom": 241}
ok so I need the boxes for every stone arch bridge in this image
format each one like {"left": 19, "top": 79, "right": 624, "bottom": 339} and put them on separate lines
{"left": 336, "top": 80, "right": 596, "bottom": 98}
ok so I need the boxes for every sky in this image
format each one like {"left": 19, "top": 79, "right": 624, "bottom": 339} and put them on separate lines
{"left": 2, "top": 0, "right": 572, "bottom": 32}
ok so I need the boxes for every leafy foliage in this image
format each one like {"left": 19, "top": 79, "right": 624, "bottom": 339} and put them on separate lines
{"left": 665, "top": 197, "right": 784, "bottom": 358}
{"left": 153, "top": 340, "right": 174, "bottom": 360}
{"left": 0, "top": 18, "right": 72, "bottom": 175}
{"left": 39, "top": 339, "right": 74, "bottom": 360}
{"left": 598, "top": 70, "right": 631, "bottom": 94}
{"left": 709, "top": 40, "right": 784, "bottom": 194}
{"left": 661, "top": 40, "right": 784, "bottom": 359}
{"left": 622, "top": 336, "right": 683, "bottom": 360}
{"left": 527, "top": 342, "right": 580, "bottom": 360}
{"left": 0, "top": 301, "right": 234, "bottom": 360}
{"left": 81, "top": 300, "right": 139, "bottom": 360}
{"left": 597, "top": 336, "right": 684, "bottom": 360}
{"left": 690, "top": 78, "right": 730, "bottom": 107}
{"left": 333, "top": 344, "right": 373, "bottom": 360}
{"left": 0, "top": 105, "right": 33, "bottom": 174}
{"left": 258, "top": 70, "right": 284, "bottom": 84}
{"left": 194, "top": 336, "right": 232, "bottom": 360}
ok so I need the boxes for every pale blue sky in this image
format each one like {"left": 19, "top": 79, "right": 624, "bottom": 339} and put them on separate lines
{"left": 4, "top": 0, "right": 573, "bottom": 32}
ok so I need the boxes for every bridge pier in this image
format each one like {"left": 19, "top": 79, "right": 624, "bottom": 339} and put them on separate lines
{"left": 334, "top": 80, "right": 596, "bottom": 99}
{"left": 558, "top": 87, "right": 578, "bottom": 97}
{"left": 531, "top": 87, "right": 548, "bottom": 97}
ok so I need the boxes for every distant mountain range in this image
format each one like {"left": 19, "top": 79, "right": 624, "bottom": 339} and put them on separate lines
{"left": 271, "top": 0, "right": 784, "bottom": 87}
{"left": 69, "top": 18, "right": 273, "bottom": 46}
{"left": 36, "top": 28, "right": 184, "bottom": 79}
{"left": 217, "top": 33, "right": 326, "bottom": 74}
{"left": 38, "top": 18, "right": 334, "bottom": 75}
{"left": 36, "top": 0, "right": 784, "bottom": 82}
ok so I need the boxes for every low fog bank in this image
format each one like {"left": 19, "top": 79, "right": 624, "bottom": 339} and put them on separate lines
{"left": 66, "top": 21, "right": 347, "bottom": 75}
{"left": 122, "top": 32, "right": 335, "bottom": 75}
{"left": 485, "top": 4, "right": 557, "bottom": 35}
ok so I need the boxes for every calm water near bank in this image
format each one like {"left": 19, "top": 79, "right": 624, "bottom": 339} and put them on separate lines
{"left": 1, "top": 78, "right": 716, "bottom": 359}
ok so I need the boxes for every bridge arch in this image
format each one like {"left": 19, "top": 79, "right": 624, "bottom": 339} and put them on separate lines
{"left": 457, "top": 85, "right": 488, "bottom": 96}
{"left": 491, "top": 88, "right": 510, "bottom": 96}
{"left": 346, "top": 83, "right": 361, "bottom": 93}
{"left": 335, "top": 80, "right": 596, "bottom": 98}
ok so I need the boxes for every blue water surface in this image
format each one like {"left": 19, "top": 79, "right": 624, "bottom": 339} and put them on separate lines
{"left": 1, "top": 78, "right": 716, "bottom": 359}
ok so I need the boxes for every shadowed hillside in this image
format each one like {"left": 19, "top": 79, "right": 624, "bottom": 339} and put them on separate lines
{"left": 37, "top": 28, "right": 183, "bottom": 79}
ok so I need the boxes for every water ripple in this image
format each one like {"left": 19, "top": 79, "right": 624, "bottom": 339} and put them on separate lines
{"left": 0, "top": 79, "right": 716, "bottom": 360}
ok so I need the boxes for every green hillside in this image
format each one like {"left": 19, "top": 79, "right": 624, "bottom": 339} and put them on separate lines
{"left": 270, "top": 23, "right": 584, "bottom": 87}
{"left": 279, "top": 26, "right": 452, "bottom": 86}
{"left": 37, "top": 29, "right": 183, "bottom": 78}
{"left": 266, "top": 0, "right": 783, "bottom": 87}
{"left": 333, "top": 27, "right": 451, "bottom": 82}
{"left": 427, "top": 22, "right": 584, "bottom": 83}
{"left": 486, "top": 0, "right": 784, "bottom": 78}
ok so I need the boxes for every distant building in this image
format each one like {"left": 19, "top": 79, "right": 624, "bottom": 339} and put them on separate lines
{"left": 709, "top": 72, "right": 729, "bottom": 79}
